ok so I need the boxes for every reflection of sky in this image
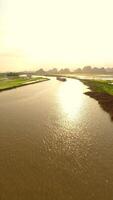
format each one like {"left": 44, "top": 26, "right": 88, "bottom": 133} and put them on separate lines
{"left": 58, "top": 79, "right": 85, "bottom": 120}
{"left": 76, "top": 75, "right": 113, "bottom": 80}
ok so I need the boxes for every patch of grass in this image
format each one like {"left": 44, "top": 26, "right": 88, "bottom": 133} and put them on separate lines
{"left": 81, "top": 79, "right": 113, "bottom": 95}
{"left": 0, "top": 77, "right": 49, "bottom": 91}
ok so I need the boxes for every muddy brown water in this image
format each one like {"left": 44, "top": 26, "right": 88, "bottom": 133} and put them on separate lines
{"left": 0, "top": 78, "right": 113, "bottom": 200}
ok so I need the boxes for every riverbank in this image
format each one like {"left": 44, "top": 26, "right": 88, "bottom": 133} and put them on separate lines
{"left": 79, "top": 79, "right": 113, "bottom": 120}
{"left": 0, "top": 77, "right": 49, "bottom": 92}
{"left": 53, "top": 74, "right": 113, "bottom": 120}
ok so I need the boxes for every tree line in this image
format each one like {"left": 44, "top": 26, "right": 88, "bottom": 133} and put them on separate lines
{"left": 1, "top": 66, "right": 113, "bottom": 77}
{"left": 35, "top": 66, "right": 113, "bottom": 75}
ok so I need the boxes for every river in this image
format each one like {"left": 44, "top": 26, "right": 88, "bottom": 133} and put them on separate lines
{"left": 0, "top": 78, "right": 113, "bottom": 200}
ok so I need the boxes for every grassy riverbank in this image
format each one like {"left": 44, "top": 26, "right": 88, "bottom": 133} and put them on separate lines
{"left": 80, "top": 79, "right": 113, "bottom": 95}
{"left": 79, "top": 79, "right": 113, "bottom": 120}
{"left": 0, "top": 77, "right": 49, "bottom": 92}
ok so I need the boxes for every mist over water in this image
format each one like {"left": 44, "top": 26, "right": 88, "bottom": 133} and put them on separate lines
{"left": 0, "top": 78, "right": 113, "bottom": 200}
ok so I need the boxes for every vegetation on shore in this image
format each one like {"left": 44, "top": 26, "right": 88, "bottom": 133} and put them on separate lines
{"left": 0, "top": 77, "right": 49, "bottom": 92}
{"left": 80, "top": 79, "right": 113, "bottom": 95}
{"left": 79, "top": 79, "right": 113, "bottom": 120}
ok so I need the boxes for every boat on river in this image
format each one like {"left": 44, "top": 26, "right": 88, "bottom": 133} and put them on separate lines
{"left": 56, "top": 77, "right": 67, "bottom": 81}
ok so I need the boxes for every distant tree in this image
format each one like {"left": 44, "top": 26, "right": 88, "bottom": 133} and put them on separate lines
{"left": 46, "top": 68, "right": 58, "bottom": 75}
{"left": 92, "top": 67, "right": 98, "bottom": 73}
{"left": 83, "top": 66, "right": 92, "bottom": 73}
{"left": 6, "top": 72, "right": 19, "bottom": 78}
{"left": 73, "top": 68, "right": 82, "bottom": 73}
{"left": 36, "top": 68, "right": 46, "bottom": 75}
{"left": 92, "top": 67, "right": 106, "bottom": 74}
{"left": 106, "top": 68, "right": 113, "bottom": 73}
{"left": 58, "top": 68, "right": 70, "bottom": 74}
{"left": 27, "top": 73, "right": 32, "bottom": 78}
{"left": 99, "top": 67, "right": 106, "bottom": 74}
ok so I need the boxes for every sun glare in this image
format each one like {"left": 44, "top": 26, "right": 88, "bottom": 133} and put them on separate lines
{"left": 58, "top": 79, "right": 84, "bottom": 120}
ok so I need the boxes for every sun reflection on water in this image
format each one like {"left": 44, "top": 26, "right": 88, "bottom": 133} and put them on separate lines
{"left": 58, "top": 79, "right": 85, "bottom": 120}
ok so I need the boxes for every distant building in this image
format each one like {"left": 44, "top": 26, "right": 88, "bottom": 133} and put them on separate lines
{"left": 19, "top": 74, "right": 28, "bottom": 78}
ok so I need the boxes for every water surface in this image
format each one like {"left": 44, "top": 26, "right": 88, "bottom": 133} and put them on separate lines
{"left": 0, "top": 78, "right": 113, "bottom": 200}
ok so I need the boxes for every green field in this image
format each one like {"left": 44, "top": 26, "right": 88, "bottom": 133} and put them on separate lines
{"left": 0, "top": 77, "right": 49, "bottom": 91}
{"left": 80, "top": 79, "right": 113, "bottom": 95}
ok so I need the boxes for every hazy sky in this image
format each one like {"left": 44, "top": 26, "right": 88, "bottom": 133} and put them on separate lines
{"left": 0, "top": 0, "right": 113, "bottom": 71}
